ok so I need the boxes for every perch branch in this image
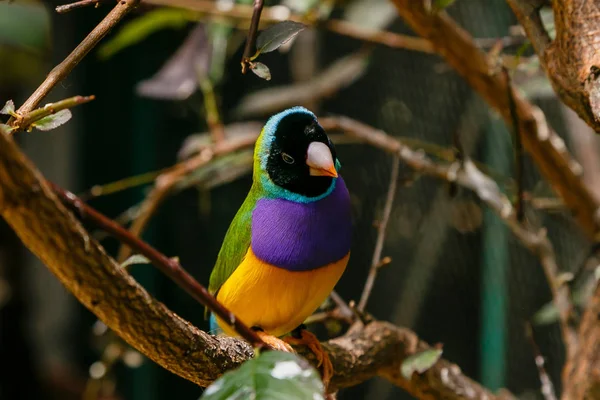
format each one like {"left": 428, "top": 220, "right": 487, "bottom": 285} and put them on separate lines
{"left": 507, "top": 0, "right": 600, "bottom": 133}
{"left": 357, "top": 154, "right": 400, "bottom": 312}
{"left": 389, "top": 0, "right": 600, "bottom": 241}
{"left": 48, "top": 182, "right": 266, "bottom": 348}
{"left": 0, "top": 126, "right": 507, "bottom": 399}
{"left": 10, "top": 0, "right": 140, "bottom": 120}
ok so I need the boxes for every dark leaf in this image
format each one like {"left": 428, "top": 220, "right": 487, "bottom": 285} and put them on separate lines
{"left": 98, "top": 8, "right": 192, "bottom": 60}
{"left": 251, "top": 62, "right": 272, "bottom": 81}
{"left": 136, "top": 24, "right": 211, "bottom": 100}
{"left": 0, "top": 99, "right": 14, "bottom": 115}
{"left": 401, "top": 348, "right": 443, "bottom": 379}
{"left": 200, "top": 351, "right": 324, "bottom": 400}
{"left": 32, "top": 109, "right": 72, "bottom": 131}
{"left": 255, "top": 21, "right": 306, "bottom": 55}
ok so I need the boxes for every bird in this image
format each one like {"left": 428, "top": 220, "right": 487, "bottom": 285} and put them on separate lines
{"left": 207, "top": 106, "right": 352, "bottom": 385}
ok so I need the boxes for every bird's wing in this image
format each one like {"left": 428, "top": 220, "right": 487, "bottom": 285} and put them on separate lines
{"left": 207, "top": 188, "right": 258, "bottom": 314}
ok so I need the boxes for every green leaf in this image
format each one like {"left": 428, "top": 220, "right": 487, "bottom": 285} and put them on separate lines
{"left": 120, "top": 254, "right": 151, "bottom": 269}
{"left": 251, "top": 62, "right": 272, "bottom": 81}
{"left": 32, "top": 109, "right": 72, "bottom": 131}
{"left": 532, "top": 301, "right": 560, "bottom": 326}
{"left": 401, "top": 348, "right": 443, "bottom": 379}
{"left": 255, "top": 21, "right": 306, "bottom": 55}
{"left": 0, "top": 99, "right": 14, "bottom": 115}
{"left": 433, "top": 0, "right": 457, "bottom": 10}
{"left": 200, "top": 351, "right": 324, "bottom": 400}
{"left": 97, "top": 8, "right": 192, "bottom": 59}
{"left": 0, "top": 2, "right": 50, "bottom": 53}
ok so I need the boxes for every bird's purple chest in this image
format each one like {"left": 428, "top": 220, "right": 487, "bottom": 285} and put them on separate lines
{"left": 251, "top": 178, "right": 352, "bottom": 271}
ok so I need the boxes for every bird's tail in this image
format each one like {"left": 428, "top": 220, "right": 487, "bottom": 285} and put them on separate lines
{"left": 208, "top": 313, "right": 222, "bottom": 335}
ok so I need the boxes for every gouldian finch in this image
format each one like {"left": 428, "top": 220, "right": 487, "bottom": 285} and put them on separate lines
{"left": 208, "top": 106, "right": 352, "bottom": 382}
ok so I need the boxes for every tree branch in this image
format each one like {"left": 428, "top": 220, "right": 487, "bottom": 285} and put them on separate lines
{"left": 0, "top": 126, "right": 507, "bottom": 399}
{"left": 389, "top": 0, "right": 600, "bottom": 241}
{"left": 240, "top": 0, "right": 264, "bottom": 74}
{"left": 11, "top": 0, "right": 140, "bottom": 119}
{"left": 507, "top": 0, "right": 600, "bottom": 133}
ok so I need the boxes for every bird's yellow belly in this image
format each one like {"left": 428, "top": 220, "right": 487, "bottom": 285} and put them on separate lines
{"left": 215, "top": 247, "right": 349, "bottom": 337}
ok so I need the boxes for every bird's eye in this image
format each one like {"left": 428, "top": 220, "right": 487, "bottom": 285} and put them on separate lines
{"left": 281, "top": 153, "right": 295, "bottom": 164}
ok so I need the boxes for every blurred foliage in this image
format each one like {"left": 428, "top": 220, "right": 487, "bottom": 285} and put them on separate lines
{"left": 97, "top": 8, "right": 195, "bottom": 60}
{"left": 0, "top": 0, "right": 50, "bottom": 87}
{"left": 200, "top": 351, "right": 324, "bottom": 400}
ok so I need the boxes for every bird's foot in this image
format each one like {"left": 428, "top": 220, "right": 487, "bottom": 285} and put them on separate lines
{"left": 284, "top": 329, "right": 333, "bottom": 389}
{"left": 255, "top": 330, "right": 294, "bottom": 352}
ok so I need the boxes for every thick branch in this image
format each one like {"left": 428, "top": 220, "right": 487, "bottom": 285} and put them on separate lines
{"left": 562, "top": 282, "right": 600, "bottom": 400}
{"left": 390, "top": 0, "right": 600, "bottom": 240}
{"left": 0, "top": 130, "right": 502, "bottom": 399}
{"left": 508, "top": 0, "right": 600, "bottom": 133}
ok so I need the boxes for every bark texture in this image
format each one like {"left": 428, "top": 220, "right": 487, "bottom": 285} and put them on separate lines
{"left": 508, "top": 0, "right": 600, "bottom": 133}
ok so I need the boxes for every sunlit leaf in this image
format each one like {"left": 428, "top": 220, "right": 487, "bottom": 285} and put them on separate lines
{"left": 120, "top": 254, "right": 151, "bottom": 269}
{"left": 433, "top": 0, "right": 457, "bottom": 11}
{"left": 136, "top": 24, "right": 211, "bottom": 100}
{"left": 401, "top": 348, "right": 443, "bottom": 379}
{"left": 200, "top": 351, "right": 324, "bottom": 400}
{"left": 32, "top": 109, "right": 72, "bottom": 131}
{"left": 343, "top": 0, "right": 396, "bottom": 30}
{"left": 255, "top": 21, "right": 306, "bottom": 55}
{"left": 0, "top": 99, "right": 14, "bottom": 115}
{"left": 251, "top": 62, "right": 272, "bottom": 81}
{"left": 98, "top": 8, "right": 193, "bottom": 59}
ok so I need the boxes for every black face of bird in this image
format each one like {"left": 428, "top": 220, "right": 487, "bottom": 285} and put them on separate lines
{"left": 266, "top": 112, "right": 338, "bottom": 197}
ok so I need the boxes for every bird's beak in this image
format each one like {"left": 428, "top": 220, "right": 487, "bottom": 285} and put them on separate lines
{"left": 306, "top": 141, "right": 338, "bottom": 178}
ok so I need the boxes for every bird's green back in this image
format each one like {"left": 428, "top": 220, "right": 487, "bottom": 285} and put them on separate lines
{"left": 208, "top": 186, "right": 260, "bottom": 299}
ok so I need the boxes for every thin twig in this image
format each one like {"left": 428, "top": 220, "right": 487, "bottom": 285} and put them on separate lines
{"left": 240, "top": 0, "right": 264, "bottom": 74}
{"left": 48, "top": 182, "right": 268, "bottom": 349}
{"left": 525, "top": 322, "right": 557, "bottom": 400}
{"left": 357, "top": 154, "right": 400, "bottom": 312}
{"left": 199, "top": 79, "right": 225, "bottom": 144}
{"left": 56, "top": 0, "right": 111, "bottom": 13}
{"left": 9, "top": 95, "right": 95, "bottom": 134}
{"left": 329, "top": 291, "right": 355, "bottom": 323}
{"left": 504, "top": 67, "right": 525, "bottom": 221}
{"left": 9, "top": 0, "right": 140, "bottom": 121}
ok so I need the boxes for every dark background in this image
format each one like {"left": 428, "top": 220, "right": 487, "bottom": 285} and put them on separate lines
{"left": 0, "top": 0, "right": 593, "bottom": 399}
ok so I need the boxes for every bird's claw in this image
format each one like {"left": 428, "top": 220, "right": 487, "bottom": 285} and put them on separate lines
{"left": 284, "top": 329, "right": 333, "bottom": 389}
{"left": 255, "top": 331, "right": 294, "bottom": 352}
